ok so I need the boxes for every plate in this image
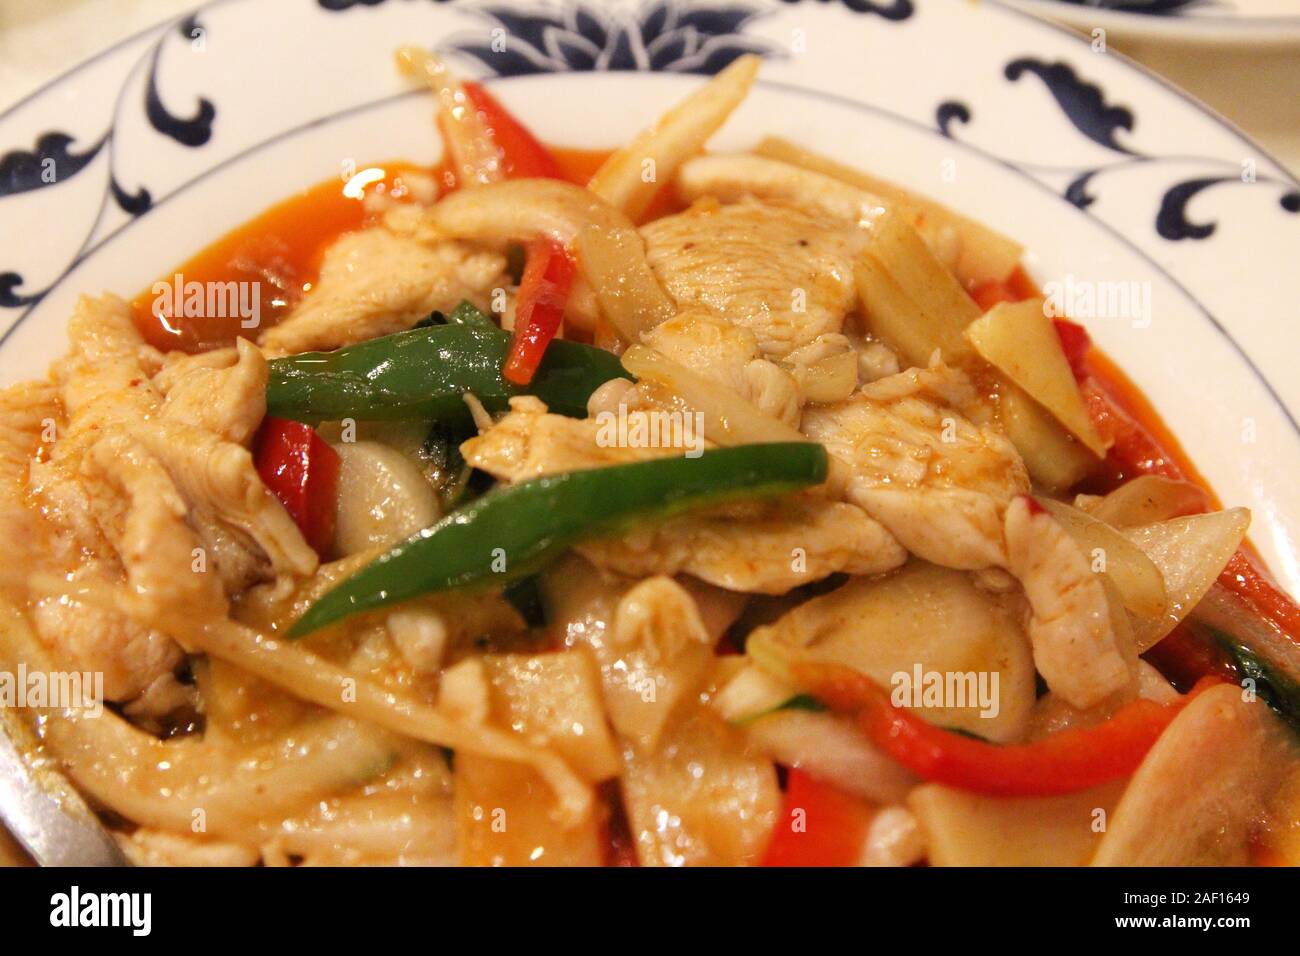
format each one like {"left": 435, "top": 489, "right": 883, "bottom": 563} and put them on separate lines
{"left": 1005, "top": 0, "right": 1300, "bottom": 45}
{"left": 1, "top": 0, "right": 1298, "bottom": 591}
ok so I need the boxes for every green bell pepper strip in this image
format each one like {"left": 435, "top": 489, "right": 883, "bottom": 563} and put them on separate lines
{"left": 265, "top": 309, "right": 627, "bottom": 424}
{"left": 443, "top": 300, "right": 499, "bottom": 331}
{"left": 288, "top": 442, "right": 827, "bottom": 637}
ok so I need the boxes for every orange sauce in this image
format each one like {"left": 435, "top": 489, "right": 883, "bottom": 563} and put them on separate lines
{"left": 129, "top": 147, "right": 685, "bottom": 355}
{"left": 1080, "top": 348, "right": 1217, "bottom": 503}
{"left": 130, "top": 162, "right": 432, "bottom": 352}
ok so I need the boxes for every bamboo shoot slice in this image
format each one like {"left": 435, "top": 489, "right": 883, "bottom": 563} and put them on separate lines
{"left": 999, "top": 382, "right": 1097, "bottom": 492}
{"left": 483, "top": 648, "right": 622, "bottom": 783}
{"left": 588, "top": 55, "right": 759, "bottom": 221}
{"left": 910, "top": 780, "right": 1126, "bottom": 866}
{"left": 855, "top": 209, "right": 981, "bottom": 367}
{"left": 747, "top": 563, "right": 1037, "bottom": 743}
{"left": 966, "top": 299, "right": 1108, "bottom": 457}
{"left": 620, "top": 706, "right": 780, "bottom": 866}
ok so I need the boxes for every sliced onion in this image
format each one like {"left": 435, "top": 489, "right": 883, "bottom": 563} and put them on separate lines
{"left": 1077, "top": 474, "right": 1209, "bottom": 527}
{"left": 1039, "top": 498, "right": 1167, "bottom": 619}
{"left": 1120, "top": 508, "right": 1250, "bottom": 651}
{"left": 427, "top": 179, "right": 675, "bottom": 340}
{"left": 574, "top": 223, "right": 676, "bottom": 339}
{"left": 745, "top": 708, "right": 917, "bottom": 805}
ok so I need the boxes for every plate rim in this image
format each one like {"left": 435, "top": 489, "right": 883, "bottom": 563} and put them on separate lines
{"left": 1, "top": 0, "right": 1297, "bottom": 185}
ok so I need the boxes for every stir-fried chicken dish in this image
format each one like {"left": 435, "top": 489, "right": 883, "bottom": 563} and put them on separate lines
{"left": 1, "top": 52, "right": 1297, "bottom": 867}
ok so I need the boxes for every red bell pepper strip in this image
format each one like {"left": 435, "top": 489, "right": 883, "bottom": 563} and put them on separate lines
{"left": 462, "top": 82, "right": 565, "bottom": 181}
{"left": 503, "top": 237, "right": 578, "bottom": 386}
{"left": 762, "top": 768, "right": 875, "bottom": 867}
{"left": 1052, "top": 317, "right": 1091, "bottom": 382}
{"left": 1219, "top": 550, "right": 1300, "bottom": 642}
{"left": 454, "top": 85, "right": 576, "bottom": 385}
{"left": 792, "top": 661, "right": 1219, "bottom": 798}
{"left": 253, "top": 417, "right": 340, "bottom": 556}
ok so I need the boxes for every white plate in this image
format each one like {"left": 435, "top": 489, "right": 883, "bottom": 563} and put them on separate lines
{"left": 1, "top": 0, "right": 1298, "bottom": 591}
{"left": 1005, "top": 0, "right": 1300, "bottom": 46}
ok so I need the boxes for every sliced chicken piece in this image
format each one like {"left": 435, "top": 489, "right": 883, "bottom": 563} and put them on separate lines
{"left": 675, "top": 153, "right": 965, "bottom": 273}
{"left": 460, "top": 396, "right": 680, "bottom": 483}
{"left": 10, "top": 299, "right": 312, "bottom": 700}
{"left": 156, "top": 338, "right": 268, "bottom": 445}
{"left": 31, "top": 561, "right": 184, "bottom": 701}
{"left": 0, "top": 383, "right": 182, "bottom": 701}
{"left": 153, "top": 338, "right": 302, "bottom": 588}
{"left": 130, "top": 420, "right": 317, "bottom": 580}
{"left": 81, "top": 432, "right": 228, "bottom": 626}
{"left": 44, "top": 295, "right": 313, "bottom": 589}
{"left": 802, "top": 362, "right": 1028, "bottom": 570}
{"left": 52, "top": 294, "right": 163, "bottom": 434}
{"left": 640, "top": 311, "right": 801, "bottom": 427}
{"left": 849, "top": 335, "right": 901, "bottom": 384}
{"left": 36, "top": 295, "right": 166, "bottom": 554}
{"left": 463, "top": 397, "right": 904, "bottom": 592}
{"left": 1003, "top": 496, "right": 1132, "bottom": 709}
{"left": 676, "top": 153, "right": 886, "bottom": 228}
{"left": 640, "top": 198, "right": 865, "bottom": 358}
{"left": 0, "top": 380, "right": 57, "bottom": 495}
{"left": 23, "top": 430, "right": 211, "bottom": 701}
{"left": 856, "top": 356, "right": 986, "bottom": 418}
{"left": 187, "top": 508, "right": 278, "bottom": 596}
{"left": 0, "top": 382, "right": 66, "bottom": 590}
{"left": 259, "top": 226, "right": 506, "bottom": 355}
{"left": 579, "top": 497, "right": 905, "bottom": 594}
